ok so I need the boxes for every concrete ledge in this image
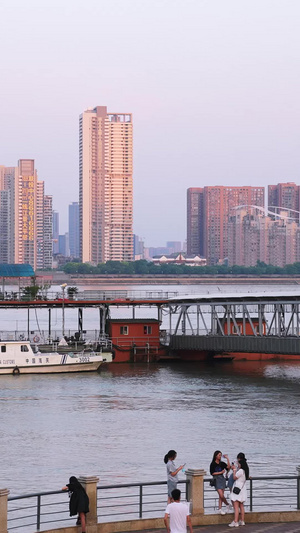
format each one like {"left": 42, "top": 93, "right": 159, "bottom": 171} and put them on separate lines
{"left": 41, "top": 511, "right": 300, "bottom": 533}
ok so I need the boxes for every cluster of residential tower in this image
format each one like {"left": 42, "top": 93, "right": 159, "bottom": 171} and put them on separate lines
{"left": 0, "top": 105, "right": 299, "bottom": 270}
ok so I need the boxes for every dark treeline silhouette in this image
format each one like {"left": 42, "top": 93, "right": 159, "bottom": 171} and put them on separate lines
{"left": 62, "top": 260, "right": 300, "bottom": 276}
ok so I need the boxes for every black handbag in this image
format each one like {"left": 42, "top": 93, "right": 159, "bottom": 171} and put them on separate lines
{"left": 232, "top": 486, "right": 241, "bottom": 494}
{"left": 210, "top": 478, "right": 216, "bottom": 487}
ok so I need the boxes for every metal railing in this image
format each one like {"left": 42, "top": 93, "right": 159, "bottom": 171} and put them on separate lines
{"left": 0, "top": 330, "right": 109, "bottom": 345}
{"left": 8, "top": 490, "right": 72, "bottom": 532}
{"left": 7, "top": 475, "right": 300, "bottom": 532}
{"left": 204, "top": 475, "right": 300, "bottom": 513}
{"left": 0, "top": 289, "right": 178, "bottom": 302}
{"left": 97, "top": 480, "right": 189, "bottom": 522}
{"left": 7, "top": 481, "right": 189, "bottom": 532}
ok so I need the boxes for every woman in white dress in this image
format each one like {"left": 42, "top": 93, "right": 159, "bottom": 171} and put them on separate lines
{"left": 228, "top": 452, "right": 249, "bottom": 528}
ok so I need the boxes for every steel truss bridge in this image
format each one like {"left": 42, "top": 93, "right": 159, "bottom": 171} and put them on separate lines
{"left": 165, "top": 290, "right": 300, "bottom": 355}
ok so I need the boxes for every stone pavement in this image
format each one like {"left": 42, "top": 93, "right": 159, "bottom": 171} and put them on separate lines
{"left": 132, "top": 524, "right": 300, "bottom": 533}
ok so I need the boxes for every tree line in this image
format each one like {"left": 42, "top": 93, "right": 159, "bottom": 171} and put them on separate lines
{"left": 62, "top": 260, "right": 300, "bottom": 276}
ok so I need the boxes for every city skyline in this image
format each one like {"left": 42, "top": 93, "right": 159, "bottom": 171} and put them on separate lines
{"left": 1, "top": 1, "right": 300, "bottom": 244}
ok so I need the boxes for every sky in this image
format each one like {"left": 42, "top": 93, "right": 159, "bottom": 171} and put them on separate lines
{"left": 1, "top": 0, "right": 300, "bottom": 247}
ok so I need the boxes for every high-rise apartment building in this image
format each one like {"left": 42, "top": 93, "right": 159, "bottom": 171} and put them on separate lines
{"left": 42, "top": 195, "right": 53, "bottom": 269}
{"left": 79, "top": 106, "right": 133, "bottom": 264}
{"left": 187, "top": 188, "right": 204, "bottom": 256}
{"left": 0, "top": 166, "right": 16, "bottom": 263}
{"left": 228, "top": 209, "right": 300, "bottom": 268}
{"left": 268, "top": 182, "right": 300, "bottom": 221}
{"left": 0, "top": 160, "right": 52, "bottom": 269}
{"left": 69, "top": 202, "right": 80, "bottom": 258}
{"left": 14, "top": 159, "right": 37, "bottom": 267}
{"left": 0, "top": 190, "right": 12, "bottom": 263}
{"left": 187, "top": 185, "right": 265, "bottom": 264}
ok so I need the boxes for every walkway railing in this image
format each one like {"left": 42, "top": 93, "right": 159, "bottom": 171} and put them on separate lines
{"left": 97, "top": 480, "right": 189, "bottom": 522}
{"left": 7, "top": 480, "right": 188, "bottom": 532}
{"left": 4, "top": 473, "right": 300, "bottom": 533}
{"left": 7, "top": 489, "right": 71, "bottom": 532}
{"left": 204, "top": 475, "right": 300, "bottom": 513}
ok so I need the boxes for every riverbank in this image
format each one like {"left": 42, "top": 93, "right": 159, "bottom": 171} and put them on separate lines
{"left": 35, "top": 272, "right": 300, "bottom": 285}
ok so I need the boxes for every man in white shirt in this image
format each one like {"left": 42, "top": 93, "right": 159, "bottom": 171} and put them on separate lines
{"left": 164, "top": 489, "right": 193, "bottom": 533}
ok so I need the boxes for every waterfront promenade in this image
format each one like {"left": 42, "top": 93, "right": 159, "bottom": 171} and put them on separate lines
{"left": 138, "top": 525, "right": 300, "bottom": 532}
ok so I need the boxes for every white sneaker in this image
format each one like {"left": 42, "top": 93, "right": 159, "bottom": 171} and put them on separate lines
{"left": 219, "top": 509, "right": 226, "bottom": 515}
{"left": 228, "top": 521, "right": 239, "bottom": 527}
{"left": 239, "top": 521, "right": 245, "bottom": 526}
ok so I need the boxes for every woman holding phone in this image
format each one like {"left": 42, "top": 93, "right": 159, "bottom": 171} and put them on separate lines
{"left": 228, "top": 452, "right": 249, "bottom": 527}
{"left": 164, "top": 449, "right": 185, "bottom": 503}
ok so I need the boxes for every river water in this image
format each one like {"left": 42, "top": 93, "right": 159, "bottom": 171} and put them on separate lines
{"left": 0, "top": 283, "right": 300, "bottom": 496}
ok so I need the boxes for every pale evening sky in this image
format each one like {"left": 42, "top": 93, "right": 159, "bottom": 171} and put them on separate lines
{"left": 1, "top": 0, "right": 300, "bottom": 247}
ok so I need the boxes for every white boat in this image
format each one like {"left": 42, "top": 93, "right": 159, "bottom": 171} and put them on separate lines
{"left": 0, "top": 341, "right": 113, "bottom": 375}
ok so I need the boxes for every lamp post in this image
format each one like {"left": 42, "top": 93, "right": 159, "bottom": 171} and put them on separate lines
{"left": 60, "top": 283, "right": 67, "bottom": 338}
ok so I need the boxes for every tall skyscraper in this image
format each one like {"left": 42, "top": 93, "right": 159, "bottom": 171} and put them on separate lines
{"left": 79, "top": 106, "right": 133, "bottom": 264}
{"left": 0, "top": 166, "right": 16, "bottom": 263}
{"left": 42, "top": 195, "right": 53, "bottom": 269}
{"left": 14, "top": 159, "right": 37, "bottom": 267}
{"left": 69, "top": 202, "right": 80, "bottom": 258}
{"left": 0, "top": 159, "right": 53, "bottom": 269}
{"left": 187, "top": 185, "right": 265, "bottom": 264}
{"left": 187, "top": 188, "right": 204, "bottom": 256}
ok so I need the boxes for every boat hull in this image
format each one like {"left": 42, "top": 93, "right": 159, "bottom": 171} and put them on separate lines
{"left": 0, "top": 340, "right": 113, "bottom": 375}
{"left": 0, "top": 361, "right": 104, "bottom": 375}
{"left": 172, "top": 350, "right": 300, "bottom": 362}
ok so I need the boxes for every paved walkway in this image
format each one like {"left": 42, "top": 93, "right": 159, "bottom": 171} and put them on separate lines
{"left": 131, "top": 524, "right": 300, "bottom": 533}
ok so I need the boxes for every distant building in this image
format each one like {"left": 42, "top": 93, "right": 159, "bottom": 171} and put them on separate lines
{"left": 0, "top": 190, "right": 12, "bottom": 263}
{"left": 187, "top": 185, "right": 265, "bottom": 265}
{"left": 0, "top": 159, "right": 53, "bottom": 270}
{"left": 69, "top": 202, "right": 80, "bottom": 259}
{"left": 268, "top": 182, "right": 300, "bottom": 221}
{"left": 166, "top": 241, "right": 182, "bottom": 253}
{"left": 79, "top": 106, "right": 133, "bottom": 263}
{"left": 59, "top": 233, "right": 69, "bottom": 257}
{"left": 52, "top": 211, "right": 59, "bottom": 254}
{"left": 133, "top": 234, "right": 144, "bottom": 260}
{"left": 43, "top": 195, "right": 53, "bottom": 269}
{"left": 228, "top": 208, "right": 300, "bottom": 268}
{"left": 148, "top": 247, "right": 169, "bottom": 258}
{"left": 187, "top": 188, "right": 204, "bottom": 256}
{"left": 152, "top": 253, "right": 206, "bottom": 267}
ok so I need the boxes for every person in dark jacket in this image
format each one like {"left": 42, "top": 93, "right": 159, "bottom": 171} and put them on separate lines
{"left": 62, "top": 476, "right": 89, "bottom": 533}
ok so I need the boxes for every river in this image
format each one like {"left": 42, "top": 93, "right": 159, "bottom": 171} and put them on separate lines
{"left": 0, "top": 282, "right": 299, "bottom": 496}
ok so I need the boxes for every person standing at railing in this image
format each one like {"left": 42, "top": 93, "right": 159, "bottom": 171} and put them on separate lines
{"left": 164, "top": 488, "right": 193, "bottom": 533}
{"left": 228, "top": 452, "right": 249, "bottom": 528}
{"left": 62, "top": 476, "right": 89, "bottom": 533}
{"left": 210, "top": 450, "right": 231, "bottom": 515}
{"left": 164, "top": 449, "right": 185, "bottom": 504}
